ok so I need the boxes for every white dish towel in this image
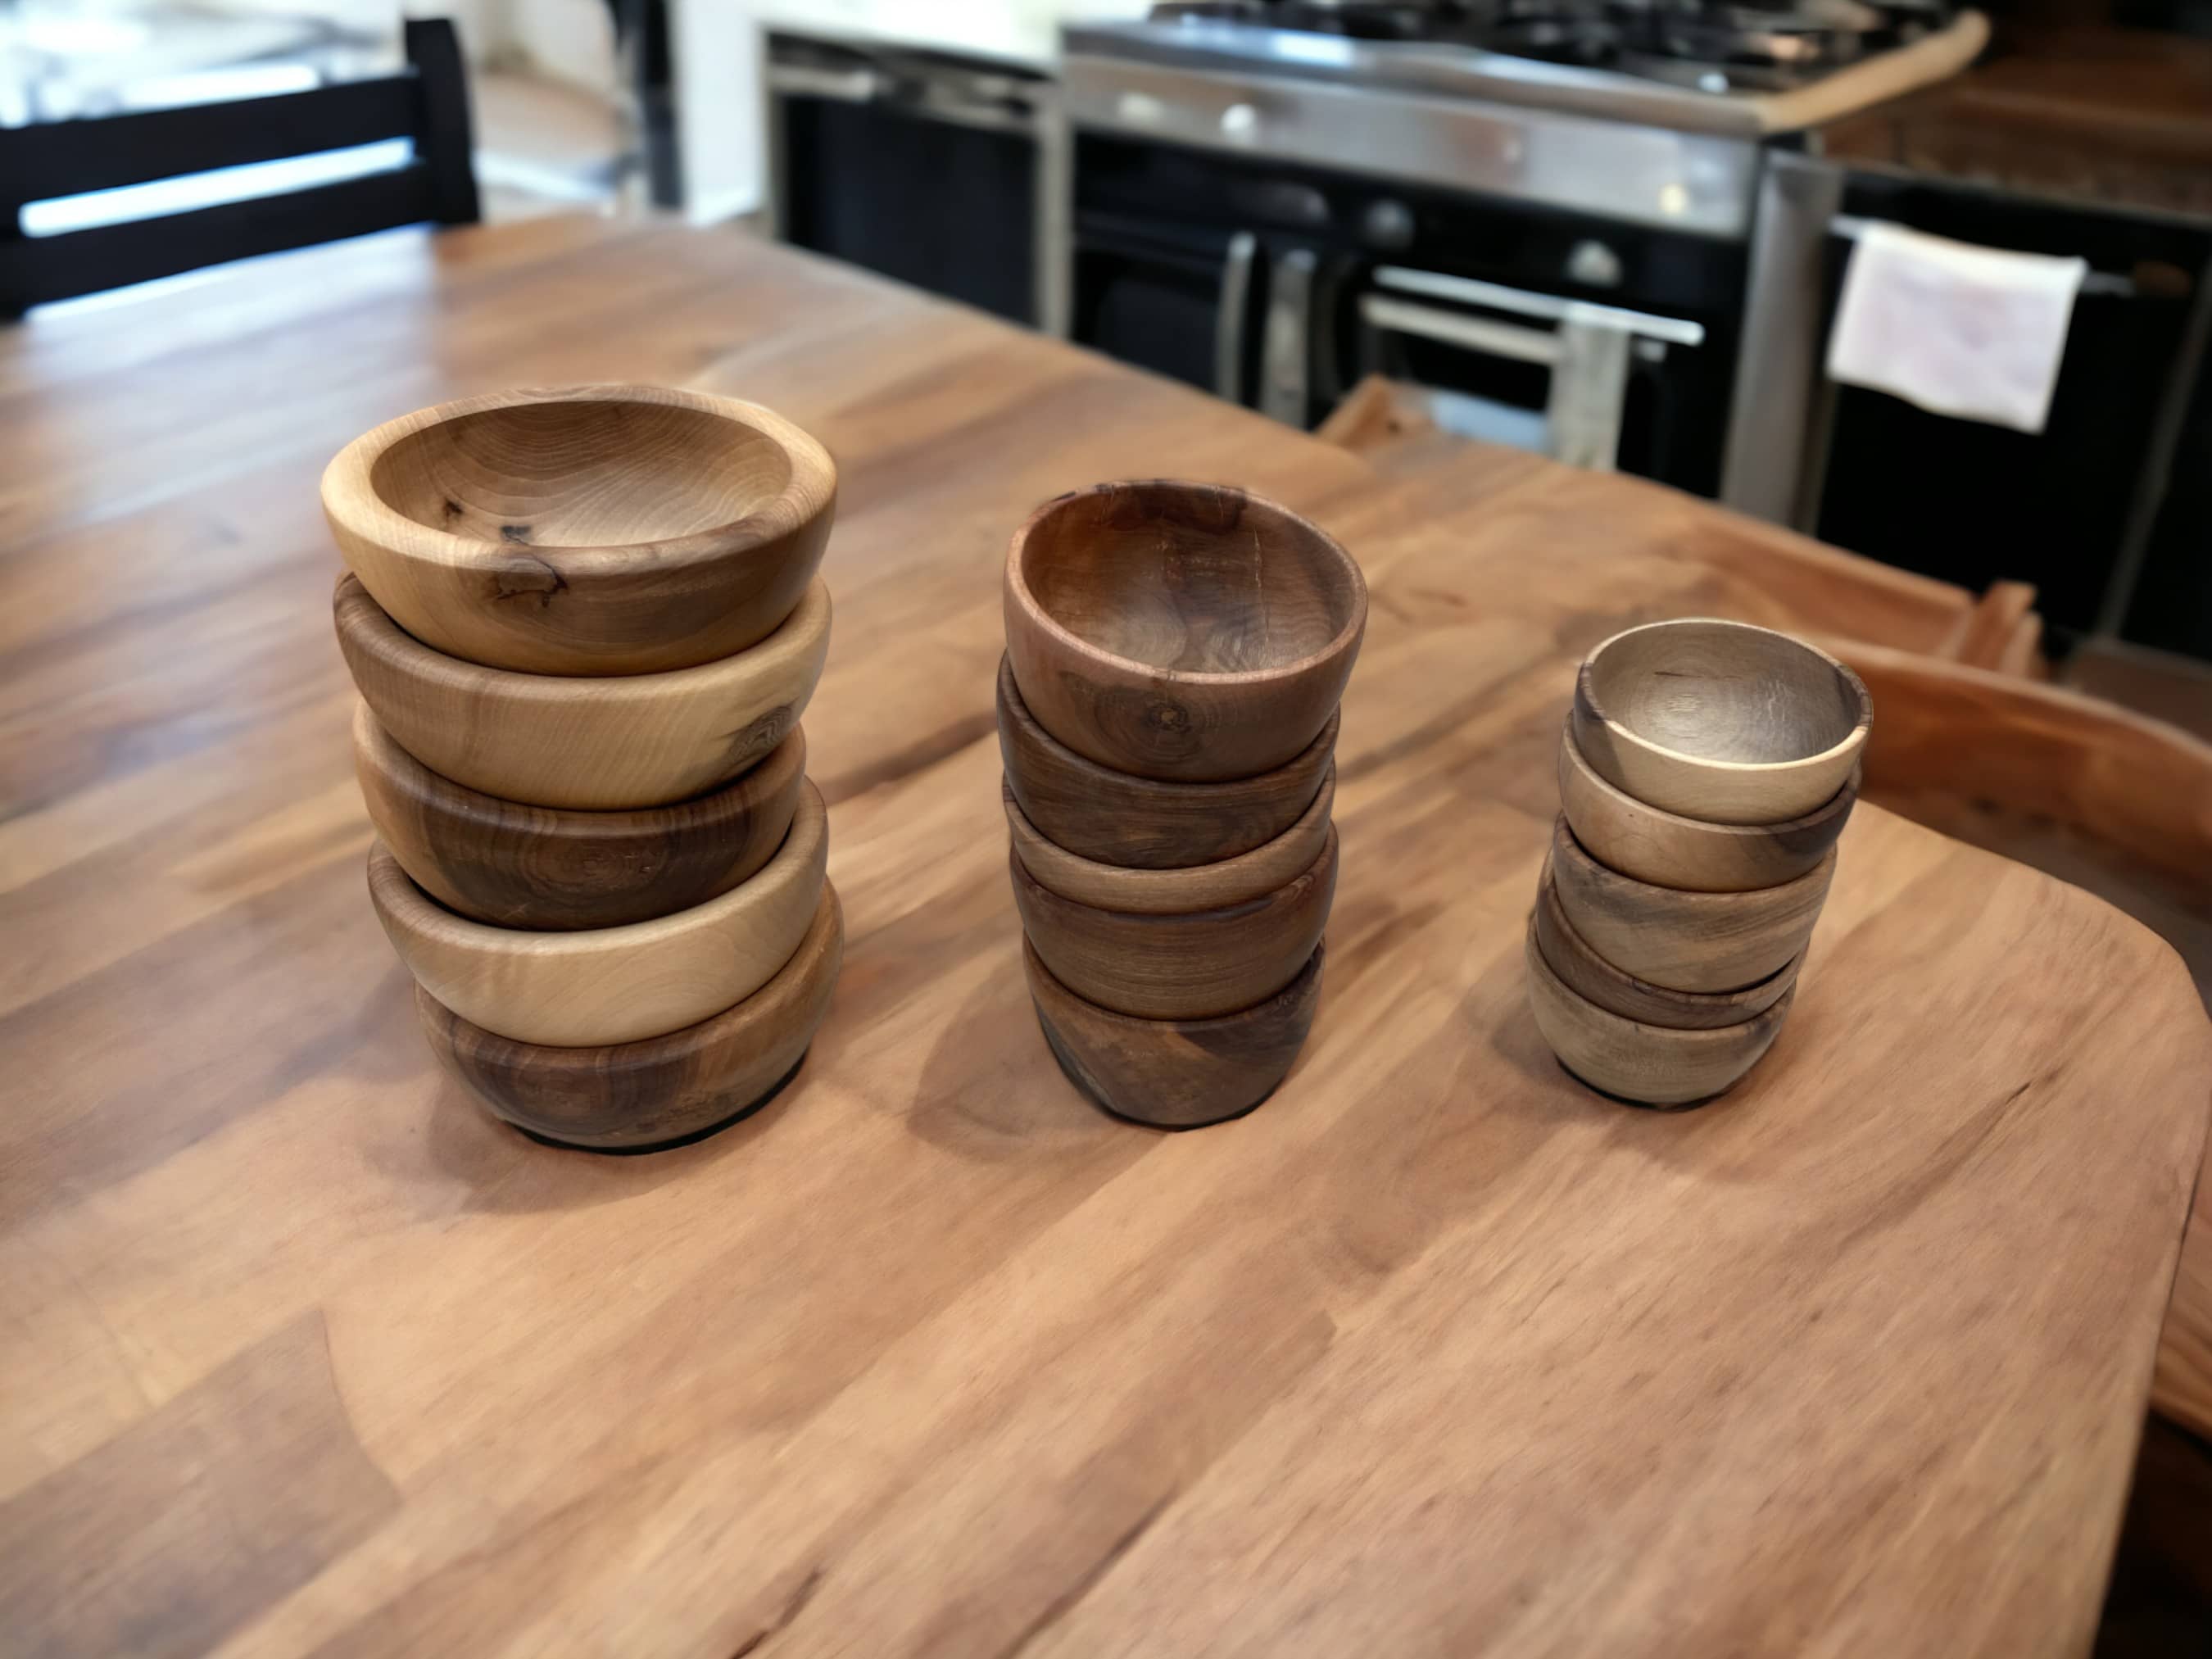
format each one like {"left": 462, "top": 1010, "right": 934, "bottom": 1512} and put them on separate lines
{"left": 1825, "top": 220, "right": 2088, "bottom": 436}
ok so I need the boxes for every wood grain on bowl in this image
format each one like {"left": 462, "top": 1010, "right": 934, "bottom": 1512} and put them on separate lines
{"left": 1004, "top": 766, "right": 1334, "bottom": 915}
{"left": 1525, "top": 918, "right": 1794, "bottom": 1107}
{"left": 1557, "top": 723, "right": 1858, "bottom": 894}
{"left": 1572, "top": 617, "right": 1872, "bottom": 824}
{"left": 353, "top": 703, "right": 806, "bottom": 931}
{"left": 997, "top": 655, "right": 1335, "bottom": 869}
{"left": 323, "top": 384, "right": 836, "bottom": 675}
{"left": 1010, "top": 825, "right": 1337, "bottom": 1020}
{"left": 1547, "top": 816, "right": 1835, "bottom": 995}
{"left": 334, "top": 573, "right": 829, "bottom": 809}
{"left": 1025, "top": 936, "right": 1323, "bottom": 1129}
{"left": 367, "top": 781, "right": 829, "bottom": 1046}
{"left": 418, "top": 882, "right": 843, "bottom": 1149}
{"left": 1531, "top": 873, "right": 1802, "bottom": 1031}
{"left": 1003, "top": 480, "right": 1366, "bottom": 782}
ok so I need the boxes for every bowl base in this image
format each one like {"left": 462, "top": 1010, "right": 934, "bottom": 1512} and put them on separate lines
{"left": 500, "top": 1049, "right": 809, "bottom": 1154}
{"left": 1555, "top": 1056, "right": 1735, "bottom": 1113}
{"left": 1036, "top": 1009, "right": 1281, "bottom": 1131}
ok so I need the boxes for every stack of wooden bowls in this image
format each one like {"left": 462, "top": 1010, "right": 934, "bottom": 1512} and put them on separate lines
{"left": 1527, "top": 619, "right": 1873, "bottom": 1108}
{"left": 324, "top": 385, "right": 844, "bottom": 1151}
{"left": 999, "top": 481, "right": 1367, "bottom": 1129}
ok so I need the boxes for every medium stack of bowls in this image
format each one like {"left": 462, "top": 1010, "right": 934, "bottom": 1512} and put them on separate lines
{"left": 1527, "top": 619, "right": 1872, "bottom": 1108}
{"left": 324, "top": 384, "right": 844, "bottom": 1151}
{"left": 999, "top": 481, "right": 1367, "bottom": 1129}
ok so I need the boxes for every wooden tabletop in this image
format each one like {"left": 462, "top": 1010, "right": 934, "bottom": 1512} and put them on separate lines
{"left": 2, "top": 216, "right": 2207, "bottom": 1657}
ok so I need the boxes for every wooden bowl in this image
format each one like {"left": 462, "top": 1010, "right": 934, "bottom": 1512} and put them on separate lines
{"left": 1571, "top": 618, "right": 1871, "bottom": 824}
{"left": 1546, "top": 816, "right": 1834, "bottom": 995}
{"left": 418, "top": 883, "right": 843, "bottom": 1150}
{"left": 1525, "top": 918, "right": 1793, "bottom": 1108}
{"left": 1004, "top": 765, "right": 1334, "bottom": 915}
{"left": 334, "top": 573, "right": 830, "bottom": 809}
{"left": 1557, "top": 723, "right": 1857, "bottom": 894}
{"left": 368, "top": 780, "right": 830, "bottom": 1046}
{"left": 997, "top": 655, "right": 1336, "bottom": 869}
{"left": 354, "top": 703, "right": 806, "bottom": 931}
{"left": 1025, "top": 935, "right": 1323, "bottom": 1129}
{"left": 1009, "top": 824, "right": 1336, "bottom": 1020}
{"left": 1531, "top": 873, "right": 1801, "bottom": 1031}
{"left": 322, "top": 384, "right": 836, "bottom": 676}
{"left": 1003, "top": 480, "right": 1367, "bottom": 782}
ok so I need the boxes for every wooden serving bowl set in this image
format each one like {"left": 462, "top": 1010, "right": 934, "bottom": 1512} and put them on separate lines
{"left": 326, "top": 385, "right": 842, "bottom": 1150}
{"left": 1000, "top": 482, "right": 1367, "bottom": 1128}
{"left": 1527, "top": 619, "right": 1872, "bottom": 1107}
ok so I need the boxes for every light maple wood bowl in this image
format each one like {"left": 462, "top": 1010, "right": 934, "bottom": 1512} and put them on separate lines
{"left": 323, "top": 384, "right": 836, "bottom": 675}
{"left": 1026, "top": 936, "right": 1323, "bottom": 1129}
{"left": 1571, "top": 619, "right": 1871, "bottom": 824}
{"left": 1525, "top": 918, "right": 1793, "bottom": 1108}
{"left": 419, "top": 882, "right": 843, "bottom": 1150}
{"left": 369, "top": 781, "right": 829, "bottom": 1046}
{"left": 1009, "top": 825, "right": 1336, "bottom": 1020}
{"left": 334, "top": 573, "right": 829, "bottom": 809}
{"left": 1004, "top": 765, "right": 1334, "bottom": 915}
{"left": 353, "top": 703, "right": 806, "bottom": 931}
{"left": 1546, "top": 817, "right": 1834, "bottom": 995}
{"left": 997, "top": 655, "right": 1336, "bottom": 869}
{"left": 1004, "top": 480, "right": 1367, "bottom": 782}
{"left": 1557, "top": 723, "right": 1858, "bottom": 894}
{"left": 1532, "top": 873, "right": 1801, "bottom": 1031}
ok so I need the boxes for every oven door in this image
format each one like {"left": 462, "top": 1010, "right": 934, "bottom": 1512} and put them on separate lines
{"left": 1071, "top": 216, "right": 1262, "bottom": 401}
{"left": 1337, "top": 266, "right": 1713, "bottom": 475}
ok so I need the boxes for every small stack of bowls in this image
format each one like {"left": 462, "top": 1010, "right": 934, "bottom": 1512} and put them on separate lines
{"left": 999, "top": 481, "right": 1367, "bottom": 1129}
{"left": 324, "top": 384, "right": 843, "bottom": 1151}
{"left": 1527, "top": 619, "right": 1872, "bottom": 1108}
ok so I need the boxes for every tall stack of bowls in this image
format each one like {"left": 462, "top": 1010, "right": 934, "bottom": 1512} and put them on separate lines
{"left": 1526, "top": 619, "right": 1873, "bottom": 1107}
{"left": 325, "top": 384, "right": 843, "bottom": 1151}
{"left": 999, "top": 481, "right": 1367, "bottom": 1129}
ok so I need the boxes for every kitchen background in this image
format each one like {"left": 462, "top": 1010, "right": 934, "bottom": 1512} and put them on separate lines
{"left": 7, "top": 0, "right": 2210, "bottom": 1646}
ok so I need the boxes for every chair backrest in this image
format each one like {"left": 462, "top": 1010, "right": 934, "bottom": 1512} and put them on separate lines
{"left": 0, "top": 18, "right": 479, "bottom": 315}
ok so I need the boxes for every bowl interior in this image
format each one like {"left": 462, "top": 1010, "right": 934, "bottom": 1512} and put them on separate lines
{"left": 1588, "top": 622, "right": 1864, "bottom": 765}
{"left": 1018, "top": 483, "right": 1359, "bottom": 676}
{"left": 370, "top": 397, "right": 792, "bottom": 548}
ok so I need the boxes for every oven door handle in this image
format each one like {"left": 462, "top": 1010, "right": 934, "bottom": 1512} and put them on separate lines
{"left": 765, "top": 63, "right": 883, "bottom": 103}
{"left": 1215, "top": 231, "right": 1258, "bottom": 403}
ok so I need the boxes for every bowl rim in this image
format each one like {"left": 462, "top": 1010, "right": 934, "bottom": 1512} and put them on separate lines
{"left": 1001, "top": 764, "right": 1335, "bottom": 911}
{"left": 321, "top": 383, "right": 836, "bottom": 579}
{"left": 1548, "top": 813, "right": 1838, "bottom": 910}
{"left": 1533, "top": 871, "right": 1802, "bottom": 1018}
{"left": 353, "top": 700, "right": 807, "bottom": 836}
{"left": 1577, "top": 617, "right": 1872, "bottom": 781}
{"left": 1022, "top": 931, "right": 1325, "bottom": 1031}
{"left": 1524, "top": 914, "right": 1797, "bottom": 1045}
{"left": 1559, "top": 722, "right": 1862, "bottom": 842}
{"left": 1009, "top": 819, "right": 1339, "bottom": 927}
{"left": 1004, "top": 479, "right": 1369, "bottom": 691}
{"left": 369, "top": 779, "right": 827, "bottom": 955}
{"left": 334, "top": 571, "right": 831, "bottom": 705}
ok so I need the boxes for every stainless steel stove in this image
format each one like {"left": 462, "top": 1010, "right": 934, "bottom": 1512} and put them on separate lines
{"left": 1058, "top": 0, "right": 1987, "bottom": 491}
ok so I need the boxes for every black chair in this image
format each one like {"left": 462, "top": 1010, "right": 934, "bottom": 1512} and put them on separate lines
{"left": 0, "top": 18, "right": 480, "bottom": 316}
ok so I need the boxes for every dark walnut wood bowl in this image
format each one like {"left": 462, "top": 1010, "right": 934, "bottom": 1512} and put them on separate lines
{"left": 1532, "top": 873, "right": 1801, "bottom": 1031}
{"left": 323, "top": 384, "right": 836, "bottom": 676}
{"left": 353, "top": 702, "right": 806, "bottom": 931}
{"left": 1545, "top": 816, "right": 1834, "bottom": 995}
{"left": 1025, "top": 936, "right": 1323, "bottom": 1129}
{"left": 1525, "top": 918, "right": 1793, "bottom": 1108}
{"left": 1557, "top": 722, "right": 1857, "bottom": 894}
{"left": 1571, "top": 618, "right": 1871, "bottom": 825}
{"left": 1003, "top": 480, "right": 1367, "bottom": 782}
{"left": 334, "top": 573, "right": 829, "bottom": 809}
{"left": 996, "top": 655, "right": 1336, "bottom": 869}
{"left": 1009, "top": 825, "right": 1337, "bottom": 1021}
{"left": 419, "top": 882, "right": 843, "bottom": 1151}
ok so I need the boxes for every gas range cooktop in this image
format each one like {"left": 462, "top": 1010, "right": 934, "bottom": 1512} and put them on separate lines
{"left": 1150, "top": 0, "right": 1952, "bottom": 92}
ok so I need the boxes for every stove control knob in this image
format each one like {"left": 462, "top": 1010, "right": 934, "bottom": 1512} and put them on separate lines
{"left": 1362, "top": 198, "right": 1416, "bottom": 252}
{"left": 1567, "top": 238, "right": 1624, "bottom": 289}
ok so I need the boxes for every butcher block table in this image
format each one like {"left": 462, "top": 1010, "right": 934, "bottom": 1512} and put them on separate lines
{"left": 2, "top": 216, "right": 2207, "bottom": 1658}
